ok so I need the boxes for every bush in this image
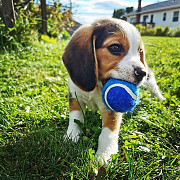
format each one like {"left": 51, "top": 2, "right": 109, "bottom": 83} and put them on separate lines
{"left": 163, "top": 26, "right": 171, "bottom": 36}
{"left": 136, "top": 24, "right": 146, "bottom": 35}
{"left": 173, "top": 26, "right": 180, "bottom": 37}
{"left": 136, "top": 24, "right": 180, "bottom": 37}
{"left": 0, "top": 19, "right": 19, "bottom": 51}
{"left": 0, "top": 12, "right": 38, "bottom": 52}
{"left": 144, "top": 25, "right": 156, "bottom": 36}
{"left": 46, "top": 1, "right": 74, "bottom": 38}
{"left": 14, "top": 9, "right": 39, "bottom": 45}
{"left": 136, "top": 24, "right": 156, "bottom": 36}
{"left": 155, "top": 26, "right": 164, "bottom": 36}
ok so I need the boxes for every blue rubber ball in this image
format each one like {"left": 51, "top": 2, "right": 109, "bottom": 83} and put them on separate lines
{"left": 102, "top": 79, "right": 140, "bottom": 113}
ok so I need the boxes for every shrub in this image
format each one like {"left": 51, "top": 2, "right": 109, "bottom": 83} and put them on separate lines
{"left": 144, "top": 25, "right": 156, "bottom": 36}
{"left": 46, "top": 1, "right": 74, "bottom": 38}
{"left": 163, "top": 26, "right": 171, "bottom": 36}
{"left": 135, "top": 24, "right": 179, "bottom": 37}
{"left": 0, "top": 11, "right": 38, "bottom": 52}
{"left": 0, "top": 18, "right": 19, "bottom": 51}
{"left": 173, "top": 26, "right": 180, "bottom": 37}
{"left": 155, "top": 26, "right": 164, "bottom": 36}
{"left": 14, "top": 9, "right": 39, "bottom": 46}
{"left": 136, "top": 24, "right": 146, "bottom": 35}
{"left": 59, "top": 30, "right": 70, "bottom": 40}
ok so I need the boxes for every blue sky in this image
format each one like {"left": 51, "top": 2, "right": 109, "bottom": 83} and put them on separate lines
{"left": 53, "top": 0, "right": 166, "bottom": 24}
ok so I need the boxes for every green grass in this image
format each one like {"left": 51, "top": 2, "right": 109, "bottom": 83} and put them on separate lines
{"left": 0, "top": 36, "right": 179, "bottom": 179}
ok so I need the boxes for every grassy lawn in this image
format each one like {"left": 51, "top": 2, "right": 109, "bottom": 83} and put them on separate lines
{"left": 0, "top": 36, "right": 179, "bottom": 179}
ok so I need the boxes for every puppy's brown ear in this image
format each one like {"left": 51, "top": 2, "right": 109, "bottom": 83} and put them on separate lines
{"left": 62, "top": 25, "right": 98, "bottom": 92}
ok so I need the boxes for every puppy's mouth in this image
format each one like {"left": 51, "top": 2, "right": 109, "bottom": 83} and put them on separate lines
{"left": 102, "top": 78, "right": 134, "bottom": 87}
{"left": 102, "top": 76, "right": 145, "bottom": 87}
{"left": 102, "top": 67, "right": 147, "bottom": 86}
{"left": 102, "top": 78, "right": 111, "bottom": 86}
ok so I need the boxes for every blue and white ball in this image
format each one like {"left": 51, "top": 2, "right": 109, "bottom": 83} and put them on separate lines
{"left": 102, "top": 79, "right": 140, "bottom": 113}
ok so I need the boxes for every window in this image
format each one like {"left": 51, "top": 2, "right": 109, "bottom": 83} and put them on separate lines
{"left": 143, "top": 15, "right": 148, "bottom": 22}
{"left": 173, "top": 11, "right": 179, "bottom": 22}
{"left": 163, "top": 13, "right": 166, "bottom": 21}
{"left": 130, "top": 17, "right": 136, "bottom": 23}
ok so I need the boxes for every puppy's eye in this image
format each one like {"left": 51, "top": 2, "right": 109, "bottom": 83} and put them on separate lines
{"left": 107, "top": 44, "right": 125, "bottom": 55}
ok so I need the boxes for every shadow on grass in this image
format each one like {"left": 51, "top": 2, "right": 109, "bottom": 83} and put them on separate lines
{"left": 0, "top": 125, "right": 97, "bottom": 179}
{"left": 0, "top": 110, "right": 103, "bottom": 179}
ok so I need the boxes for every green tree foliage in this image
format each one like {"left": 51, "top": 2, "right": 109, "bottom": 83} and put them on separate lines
{"left": 126, "top": 7, "right": 133, "bottom": 14}
{"left": 113, "top": 7, "right": 133, "bottom": 20}
{"left": 46, "top": 1, "right": 74, "bottom": 37}
{"left": 0, "top": 0, "right": 73, "bottom": 51}
{"left": 13, "top": 1, "right": 73, "bottom": 37}
{"left": 113, "top": 9, "right": 125, "bottom": 19}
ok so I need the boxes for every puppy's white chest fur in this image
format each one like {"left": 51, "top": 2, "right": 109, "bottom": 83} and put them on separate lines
{"left": 69, "top": 78, "right": 104, "bottom": 111}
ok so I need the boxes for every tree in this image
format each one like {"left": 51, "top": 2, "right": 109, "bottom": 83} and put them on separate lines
{"left": 113, "top": 7, "right": 133, "bottom": 21}
{"left": 1, "top": 0, "right": 15, "bottom": 34}
{"left": 126, "top": 7, "right": 133, "bottom": 14}
{"left": 113, "top": 9, "right": 125, "bottom": 19}
{"left": 41, "top": 0, "right": 47, "bottom": 34}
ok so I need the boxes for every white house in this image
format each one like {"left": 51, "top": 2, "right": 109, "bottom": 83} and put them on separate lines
{"left": 125, "top": 0, "right": 180, "bottom": 28}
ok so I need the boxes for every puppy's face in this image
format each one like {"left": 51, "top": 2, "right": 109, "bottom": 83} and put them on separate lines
{"left": 63, "top": 18, "right": 147, "bottom": 92}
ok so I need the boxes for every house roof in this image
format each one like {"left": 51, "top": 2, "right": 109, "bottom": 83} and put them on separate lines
{"left": 125, "top": 0, "right": 180, "bottom": 17}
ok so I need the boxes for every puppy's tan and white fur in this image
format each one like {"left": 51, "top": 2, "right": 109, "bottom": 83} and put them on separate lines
{"left": 62, "top": 18, "right": 164, "bottom": 162}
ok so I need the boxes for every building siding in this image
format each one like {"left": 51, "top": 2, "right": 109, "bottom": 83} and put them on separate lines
{"left": 138, "top": 8, "right": 180, "bottom": 28}
{"left": 125, "top": 0, "right": 180, "bottom": 28}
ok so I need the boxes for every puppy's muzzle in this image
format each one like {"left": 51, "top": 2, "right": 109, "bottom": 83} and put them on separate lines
{"left": 134, "top": 68, "right": 146, "bottom": 82}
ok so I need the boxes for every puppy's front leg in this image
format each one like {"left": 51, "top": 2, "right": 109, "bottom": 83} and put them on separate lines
{"left": 96, "top": 108, "right": 123, "bottom": 163}
{"left": 66, "top": 98, "right": 84, "bottom": 142}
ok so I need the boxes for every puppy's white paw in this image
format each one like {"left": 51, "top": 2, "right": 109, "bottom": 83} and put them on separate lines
{"left": 65, "top": 124, "right": 82, "bottom": 143}
{"left": 96, "top": 127, "right": 119, "bottom": 164}
{"left": 96, "top": 148, "right": 118, "bottom": 164}
{"left": 65, "top": 110, "right": 84, "bottom": 142}
{"left": 96, "top": 153, "right": 111, "bottom": 164}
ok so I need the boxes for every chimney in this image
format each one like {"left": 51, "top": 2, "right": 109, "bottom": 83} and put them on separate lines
{"left": 137, "top": 0, "right": 142, "bottom": 12}
{"left": 136, "top": 0, "right": 141, "bottom": 23}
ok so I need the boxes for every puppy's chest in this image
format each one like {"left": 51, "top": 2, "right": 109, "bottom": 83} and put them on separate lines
{"left": 80, "top": 91, "right": 102, "bottom": 110}
{"left": 69, "top": 79, "right": 103, "bottom": 111}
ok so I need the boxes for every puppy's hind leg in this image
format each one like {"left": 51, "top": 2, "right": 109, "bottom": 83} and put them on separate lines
{"left": 143, "top": 67, "right": 165, "bottom": 102}
{"left": 66, "top": 98, "right": 85, "bottom": 142}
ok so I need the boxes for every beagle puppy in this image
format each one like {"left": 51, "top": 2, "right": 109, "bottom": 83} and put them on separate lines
{"left": 62, "top": 18, "right": 164, "bottom": 163}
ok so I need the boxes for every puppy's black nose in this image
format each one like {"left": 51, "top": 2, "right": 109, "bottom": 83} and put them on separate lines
{"left": 134, "top": 68, "right": 146, "bottom": 82}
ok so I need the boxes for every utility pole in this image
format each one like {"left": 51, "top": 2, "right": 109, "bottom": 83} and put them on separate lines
{"left": 41, "top": 0, "right": 47, "bottom": 34}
